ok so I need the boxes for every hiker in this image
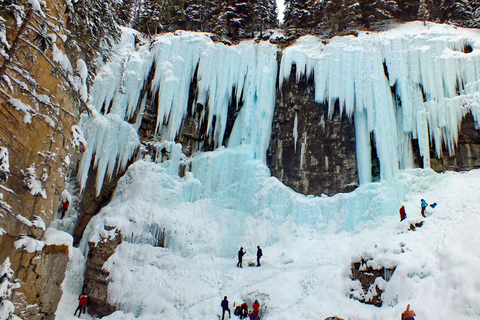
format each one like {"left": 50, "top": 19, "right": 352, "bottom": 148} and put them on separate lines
{"left": 421, "top": 199, "right": 428, "bottom": 217}
{"left": 240, "top": 302, "right": 248, "bottom": 319}
{"left": 237, "top": 247, "right": 246, "bottom": 268}
{"left": 256, "top": 246, "right": 263, "bottom": 266}
{"left": 74, "top": 292, "right": 88, "bottom": 317}
{"left": 252, "top": 299, "right": 260, "bottom": 315}
{"left": 161, "top": 147, "right": 170, "bottom": 162}
{"left": 220, "top": 296, "right": 231, "bottom": 320}
{"left": 60, "top": 198, "right": 69, "bottom": 219}
{"left": 399, "top": 205, "right": 407, "bottom": 221}
{"left": 401, "top": 304, "right": 415, "bottom": 320}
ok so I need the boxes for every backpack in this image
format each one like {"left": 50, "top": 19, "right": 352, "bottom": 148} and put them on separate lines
{"left": 234, "top": 306, "right": 242, "bottom": 316}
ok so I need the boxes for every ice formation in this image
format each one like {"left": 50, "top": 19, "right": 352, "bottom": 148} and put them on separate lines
{"left": 63, "top": 22, "right": 480, "bottom": 320}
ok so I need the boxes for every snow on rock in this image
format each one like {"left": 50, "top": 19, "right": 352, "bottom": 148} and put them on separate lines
{"left": 14, "top": 236, "right": 45, "bottom": 253}
{"left": 0, "top": 258, "right": 21, "bottom": 320}
{"left": 21, "top": 164, "right": 47, "bottom": 198}
{"left": 8, "top": 98, "right": 34, "bottom": 123}
{"left": 44, "top": 228, "right": 73, "bottom": 246}
{"left": 0, "top": 147, "right": 10, "bottom": 181}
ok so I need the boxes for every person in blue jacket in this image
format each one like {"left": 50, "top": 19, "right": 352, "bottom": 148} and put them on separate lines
{"left": 221, "top": 296, "right": 231, "bottom": 320}
{"left": 421, "top": 199, "right": 428, "bottom": 217}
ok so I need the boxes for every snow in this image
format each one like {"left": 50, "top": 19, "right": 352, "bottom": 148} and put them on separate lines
{"left": 44, "top": 228, "right": 73, "bottom": 246}
{"left": 21, "top": 164, "right": 47, "bottom": 199}
{"left": 0, "top": 147, "right": 10, "bottom": 181}
{"left": 63, "top": 156, "right": 480, "bottom": 320}
{"left": 14, "top": 236, "right": 45, "bottom": 253}
{"left": 56, "top": 22, "right": 480, "bottom": 320}
{"left": 8, "top": 98, "right": 34, "bottom": 123}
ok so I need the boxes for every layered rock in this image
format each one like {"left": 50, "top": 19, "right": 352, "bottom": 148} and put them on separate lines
{"left": 0, "top": 1, "right": 81, "bottom": 318}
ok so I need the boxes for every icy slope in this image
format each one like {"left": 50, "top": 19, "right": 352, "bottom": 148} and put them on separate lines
{"left": 58, "top": 156, "right": 480, "bottom": 320}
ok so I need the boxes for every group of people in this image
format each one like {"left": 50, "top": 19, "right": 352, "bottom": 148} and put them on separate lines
{"left": 237, "top": 246, "right": 262, "bottom": 268}
{"left": 399, "top": 198, "right": 437, "bottom": 221}
{"left": 221, "top": 296, "right": 261, "bottom": 320}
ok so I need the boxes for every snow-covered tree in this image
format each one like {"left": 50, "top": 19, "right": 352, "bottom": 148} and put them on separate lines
{"left": 65, "top": 0, "right": 123, "bottom": 71}
{"left": 0, "top": 258, "right": 20, "bottom": 320}
{"left": 283, "top": 0, "right": 312, "bottom": 28}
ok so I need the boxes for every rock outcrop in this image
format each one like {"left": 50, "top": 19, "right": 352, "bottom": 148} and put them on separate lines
{"left": 0, "top": 1, "right": 81, "bottom": 318}
{"left": 267, "top": 64, "right": 359, "bottom": 196}
{"left": 83, "top": 231, "right": 121, "bottom": 318}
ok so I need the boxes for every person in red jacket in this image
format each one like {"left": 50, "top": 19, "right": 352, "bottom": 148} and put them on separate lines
{"left": 240, "top": 302, "right": 248, "bottom": 319}
{"left": 399, "top": 205, "right": 407, "bottom": 221}
{"left": 61, "top": 198, "right": 69, "bottom": 219}
{"left": 74, "top": 293, "right": 88, "bottom": 317}
{"left": 252, "top": 300, "right": 260, "bottom": 313}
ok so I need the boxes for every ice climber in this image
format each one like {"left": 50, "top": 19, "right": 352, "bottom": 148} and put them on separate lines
{"left": 399, "top": 205, "right": 407, "bottom": 221}
{"left": 256, "top": 246, "right": 263, "bottom": 266}
{"left": 401, "top": 304, "right": 416, "bottom": 320}
{"left": 237, "top": 247, "right": 246, "bottom": 268}
{"left": 221, "top": 296, "right": 231, "bottom": 319}
{"left": 161, "top": 147, "right": 170, "bottom": 162}
{"left": 74, "top": 292, "right": 88, "bottom": 317}
{"left": 421, "top": 199, "right": 428, "bottom": 217}
{"left": 240, "top": 302, "right": 248, "bottom": 319}
{"left": 60, "top": 198, "right": 69, "bottom": 219}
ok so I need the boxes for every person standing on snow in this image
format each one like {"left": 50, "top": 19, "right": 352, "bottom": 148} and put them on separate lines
{"left": 401, "top": 304, "right": 415, "bottom": 320}
{"left": 399, "top": 205, "right": 407, "bottom": 221}
{"left": 237, "top": 247, "right": 246, "bottom": 268}
{"left": 252, "top": 300, "right": 260, "bottom": 314}
{"left": 221, "top": 296, "right": 231, "bottom": 320}
{"left": 421, "top": 199, "right": 428, "bottom": 217}
{"left": 74, "top": 292, "right": 88, "bottom": 317}
{"left": 256, "top": 246, "right": 263, "bottom": 267}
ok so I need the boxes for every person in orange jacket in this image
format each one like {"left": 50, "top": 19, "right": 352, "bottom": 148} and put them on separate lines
{"left": 401, "top": 304, "right": 415, "bottom": 320}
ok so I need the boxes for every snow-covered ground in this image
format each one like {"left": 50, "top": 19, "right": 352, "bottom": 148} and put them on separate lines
{"left": 55, "top": 156, "right": 480, "bottom": 320}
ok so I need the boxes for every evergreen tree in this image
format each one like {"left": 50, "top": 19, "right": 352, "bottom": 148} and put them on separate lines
{"left": 356, "top": 0, "right": 398, "bottom": 28}
{"left": 438, "top": 0, "right": 473, "bottom": 25}
{"left": 65, "top": 0, "right": 123, "bottom": 73}
{"left": 283, "top": 0, "right": 312, "bottom": 29}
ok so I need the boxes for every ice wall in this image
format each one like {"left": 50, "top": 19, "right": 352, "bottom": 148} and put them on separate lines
{"left": 280, "top": 22, "right": 480, "bottom": 183}
{"left": 80, "top": 28, "right": 278, "bottom": 194}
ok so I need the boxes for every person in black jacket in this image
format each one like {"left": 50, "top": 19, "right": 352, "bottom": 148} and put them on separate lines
{"left": 256, "top": 245, "right": 263, "bottom": 267}
{"left": 237, "top": 247, "right": 246, "bottom": 268}
{"left": 220, "top": 296, "right": 231, "bottom": 320}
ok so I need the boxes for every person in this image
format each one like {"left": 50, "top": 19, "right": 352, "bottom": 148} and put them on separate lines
{"left": 221, "top": 296, "right": 231, "bottom": 320}
{"left": 421, "top": 199, "right": 428, "bottom": 217}
{"left": 240, "top": 302, "right": 248, "bottom": 319}
{"left": 256, "top": 246, "right": 263, "bottom": 267}
{"left": 399, "top": 205, "right": 407, "bottom": 221}
{"left": 401, "top": 304, "right": 415, "bottom": 320}
{"left": 161, "top": 147, "right": 170, "bottom": 162}
{"left": 252, "top": 299, "right": 260, "bottom": 315}
{"left": 61, "top": 198, "right": 69, "bottom": 219}
{"left": 237, "top": 247, "right": 246, "bottom": 268}
{"left": 74, "top": 292, "right": 88, "bottom": 317}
